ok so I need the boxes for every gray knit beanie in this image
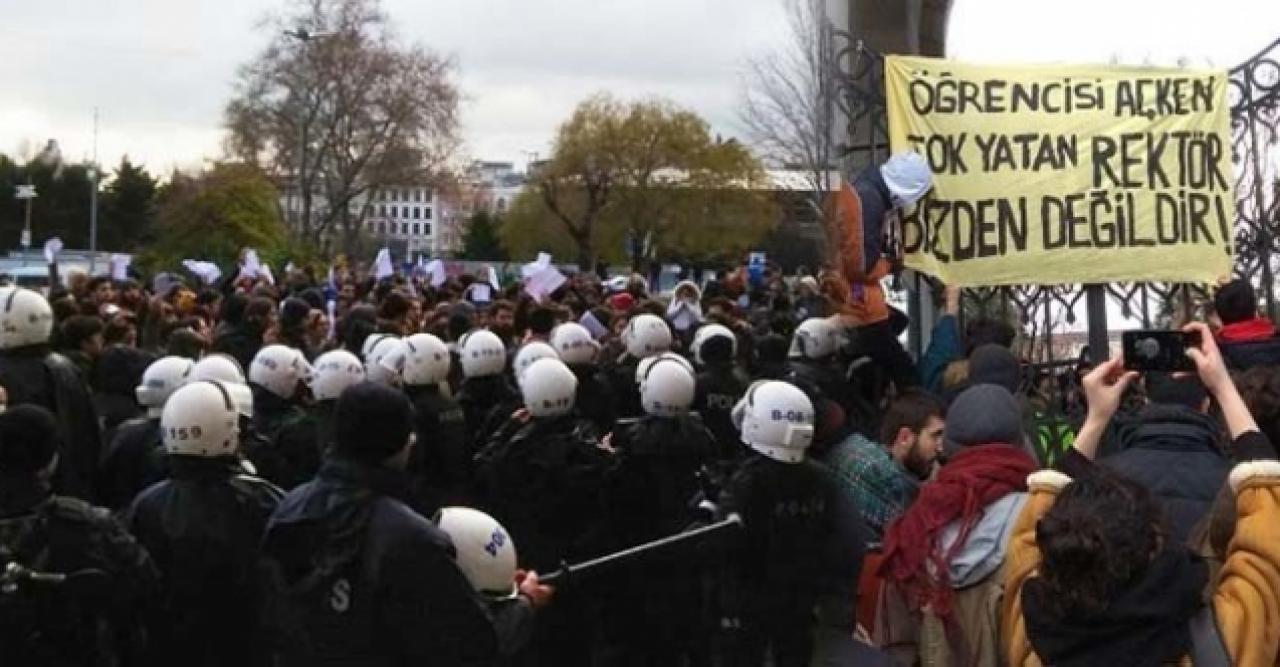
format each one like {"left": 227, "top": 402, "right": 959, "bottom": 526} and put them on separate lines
{"left": 944, "top": 384, "right": 1024, "bottom": 452}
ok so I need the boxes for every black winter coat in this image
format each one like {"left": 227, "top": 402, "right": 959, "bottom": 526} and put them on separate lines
{"left": 99, "top": 416, "right": 167, "bottom": 510}
{"left": 0, "top": 346, "right": 102, "bottom": 501}
{"left": 717, "top": 454, "right": 865, "bottom": 613}
{"left": 259, "top": 457, "right": 513, "bottom": 667}
{"left": 597, "top": 354, "right": 642, "bottom": 420}
{"left": 245, "top": 385, "right": 321, "bottom": 490}
{"left": 456, "top": 375, "right": 518, "bottom": 452}
{"left": 0, "top": 477, "right": 159, "bottom": 666}
{"left": 1101, "top": 404, "right": 1230, "bottom": 544}
{"left": 125, "top": 456, "right": 283, "bottom": 666}
{"left": 568, "top": 362, "right": 616, "bottom": 433}
{"left": 695, "top": 362, "right": 751, "bottom": 468}
{"left": 405, "top": 384, "right": 470, "bottom": 513}
{"left": 211, "top": 323, "right": 262, "bottom": 373}
{"left": 474, "top": 416, "right": 609, "bottom": 571}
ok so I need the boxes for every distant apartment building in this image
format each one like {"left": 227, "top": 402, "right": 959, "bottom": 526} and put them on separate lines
{"left": 278, "top": 180, "right": 456, "bottom": 259}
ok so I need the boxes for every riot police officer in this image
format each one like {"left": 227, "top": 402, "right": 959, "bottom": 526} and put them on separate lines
{"left": 99, "top": 355, "right": 193, "bottom": 509}
{"left": 260, "top": 381, "right": 546, "bottom": 665}
{"left": 597, "top": 313, "right": 672, "bottom": 419}
{"left": 550, "top": 322, "right": 615, "bottom": 432}
{"left": 246, "top": 344, "right": 319, "bottom": 489}
{"left": 125, "top": 380, "right": 284, "bottom": 666}
{"left": 597, "top": 353, "right": 716, "bottom": 666}
{"left": 397, "top": 333, "right": 469, "bottom": 512}
{"left": 456, "top": 329, "right": 519, "bottom": 450}
{"left": 436, "top": 506, "right": 552, "bottom": 662}
{"left": 307, "top": 349, "right": 366, "bottom": 455}
{"left": 0, "top": 404, "right": 158, "bottom": 664}
{"left": 691, "top": 323, "right": 751, "bottom": 473}
{"left": 0, "top": 287, "right": 102, "bottom": 500}
{"left": 473, "top": 358, "right": 610, "bottom": 667}
{"left": 717, "top": 381, "right": 865, "bottom": 666}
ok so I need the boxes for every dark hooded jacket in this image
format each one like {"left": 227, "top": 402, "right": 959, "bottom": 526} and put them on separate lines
{"left": 125, "top": 456, "right": 283, "bottom": 666}
{"left": 1101, "top": 404, "right": 1229, "bottom": 544}
{"left": 0, "top": 346, "right": 102, "bottom": 501}
{"left": 99, "top": 416, "right": 167, "bottom": 510}
{"left": 456, "top": 375, "right": 518, "bottom": 453}
{"left": 473, "top": 416, "right": 609, "bottom": 571}
{"left": 259, "top": 457, "right": 511, "bottom": 667}
{"left": 245, "top": 385, "right": 321, "bottom": 491}
{"left": 404, "top": 383, "right": 470, "bottom": 513}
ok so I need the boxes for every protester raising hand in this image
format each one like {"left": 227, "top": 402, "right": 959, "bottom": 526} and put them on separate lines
{"left": 1073, "top": 356, "right": 1138, "bottom": 460}
{"left": 1184, "top": 321, "right": 1260, "bottom": 439}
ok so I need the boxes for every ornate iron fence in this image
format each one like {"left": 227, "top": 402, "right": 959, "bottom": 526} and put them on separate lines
{"left": 831, "top": 35, "right": 1280, "bottom": 463}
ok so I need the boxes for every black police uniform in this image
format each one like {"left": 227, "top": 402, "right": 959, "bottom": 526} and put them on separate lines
{"left": 473, "top": 415, "right": 609, "bottom": 667}
{"left": 456, "top": 374, "right": 518, "bottom": 451}
{"left": 595, "top": 413, "right": 717, "bottom": 666}
{"left": 98, "top": 415, "right": 168, "bottom": 510}
{"left": 244, "top": 384, "right": 321, "bottom": 490}
{"left": 0, "top": 477, "right": 158, "bottom": 665}
{"left": 694, "top": 361, "right": 751, "bottom": 471}
{"left": 596, "top": 353, "right": 643, "bottom": 419}
{"left": 0, "top": 346, "right": 102, "bottom": 501}
{"left": 125, "top": 455, "right": 284, "bottom": 666}
{"left": 260, "top": 456, "right": 524, "bottom": 666}
{"left": 716, "top": 453, "right": 866, "bottom": 667}
{"left": 405, "top": 383, "right": 470, "bottom": 512}
{"left": 567, "top": 362, "right": 616, "bottom": 433}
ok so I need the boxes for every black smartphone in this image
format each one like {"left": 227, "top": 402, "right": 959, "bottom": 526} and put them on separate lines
{"left": 1121, "top": 330, "right": 1198, "bottom": 372}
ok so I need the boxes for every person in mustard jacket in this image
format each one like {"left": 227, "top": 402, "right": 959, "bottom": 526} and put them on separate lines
{"left": 1002, "top": 323, "right": 1280, "bottom": 667}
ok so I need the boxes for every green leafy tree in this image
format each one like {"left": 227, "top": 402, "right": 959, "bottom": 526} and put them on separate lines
{"left": 460, "top": 209, "right": 507, "bottom": 260}
{"left": 137, "top": 163, "right": 288, "bottom": 273}
{"left": 502, "top": 94, "right": 776, "bottom": 268}
{"left": 99, "top": 157, "right": 158, "bottom": 251}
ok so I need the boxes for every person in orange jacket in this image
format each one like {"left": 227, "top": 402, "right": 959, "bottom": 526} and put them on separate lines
{"left": 824, "top": 151, "right": 933, "bottom": 392}
{"left": 1001, "top": 323, "right": 1280, "bottom": 667}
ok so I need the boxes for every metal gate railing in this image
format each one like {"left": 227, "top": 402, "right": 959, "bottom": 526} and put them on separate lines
{"left": 831, "top": 35, "right": 1280, "bottom": 463}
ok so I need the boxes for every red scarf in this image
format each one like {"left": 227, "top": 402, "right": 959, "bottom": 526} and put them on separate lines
{"left": 877, "top": 444, "right": 1036, "bottom": 617}
{"left": 1219, "top": 317, "right": 1276, "bottom": 343}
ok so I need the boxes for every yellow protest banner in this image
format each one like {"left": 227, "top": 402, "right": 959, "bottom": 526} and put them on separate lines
{"left": 885, "top": 55, "right": 1234, "bottom": 287}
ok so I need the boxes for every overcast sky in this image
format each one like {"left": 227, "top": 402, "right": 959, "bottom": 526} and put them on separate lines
{"left": 2, "top": 0, "right": 1278, "bottom": 174}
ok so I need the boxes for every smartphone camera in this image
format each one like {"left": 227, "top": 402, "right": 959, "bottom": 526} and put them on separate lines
{"left": 1122, "top": 330, "right": 1196, "bottom": 373}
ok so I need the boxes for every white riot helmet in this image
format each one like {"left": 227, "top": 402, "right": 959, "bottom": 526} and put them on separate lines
{"left": 249, "top": 345, "right": 313, "bottom": 400}
{"left": 459, "top": 329, "right": 507, "bottom": 378}
{"left": 400, "top": 333, "right": 450, "bottom": 386}
{"left": 361, "top": 333, "right": 393, "bottom": 361}
{"left": 733, "top": 381, "right": 815, "bottom": 464}
{"left": 789, "top": 318, "right": 841, "bottom": 360}
{"left": 161, "top": 381, "right": 242, "bottom": 458}
{"left": 622, "top": 314, "right": 672, "bottom": 359}
{"left": 0, "top": 287, "right": 54, "bottom": 350}
{"left": 634, "top": 352, "right": 694, "bottom": 386}
{"left": 136, "top": 356, "right": 195, "bottom": 417}
{"left": 550, "top": 323, "right": 599, "bottom": 366}
{"left": 639, "top": 355, "right": 696, "bottom": 417}
{"left": 435, "top": 507, "right": 518, "bottom": 599}
{"left": 310, "top": 349, "right": 365, "bottom": 401}
{"left": 189, "top": 353, "right": 253, "bottom": 418}
{"left": 520, "top": 358, "right": 577, "bottom": 418}
{"left": 513, "top": 342, "right": 558, "bottom": 385}
{"left": 690, "top": 324, "right": 736, "bottom": 366}
{"left": 365, "top": 336, "right": 406, "bottom": 387}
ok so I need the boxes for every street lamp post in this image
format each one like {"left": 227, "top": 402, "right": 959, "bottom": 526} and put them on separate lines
{"left": 15, "top": 184, "right": 37, "bottom": 265}
{"left": 89, "top": 108, "right": 100, "bottom": 274}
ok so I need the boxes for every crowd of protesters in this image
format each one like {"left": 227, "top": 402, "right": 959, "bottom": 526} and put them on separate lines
{"left": 4, "top": 230, "right": 1280, "bottom": 666}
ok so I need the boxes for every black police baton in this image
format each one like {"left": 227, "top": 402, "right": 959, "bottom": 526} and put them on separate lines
{"left": 540, "top": 513, "right": 743, "bottom": 585}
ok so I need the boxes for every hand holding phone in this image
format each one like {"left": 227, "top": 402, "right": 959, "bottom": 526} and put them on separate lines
{"left": 1121, "top": 330, "right": 1199, "bottom": 373}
